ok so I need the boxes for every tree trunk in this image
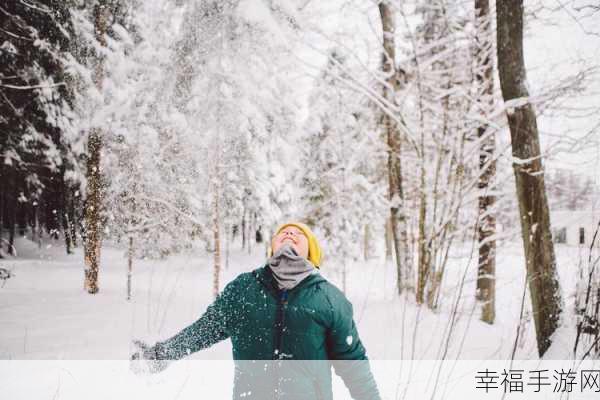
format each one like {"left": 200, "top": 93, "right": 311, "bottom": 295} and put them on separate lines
{"left": 248, "top": 212, "right": 253, "bottom": 255}
{"left": 385, "top": 218, "right": 392, "bottom": 260}
{"left": 84, "top": 3, "right": 110, "bottom": 294}
{"left": 34, "top": 202, "right": 42, "bottom": 249}
{"left": 496, "top": 0, "right": 562, "bottom": 356}
{"left": 241, "top": 210, "right": 246, "bottom": 250}
{"left": 225, "top": 223, "right": 230, "bottom": 270}
{"left": 64, "top": 210, "right": 73, "bottom": 254}
{"left": 475, "top": 0, "right": 496, "bottom": 324}
{"left": 84, "top": 130, "right": 102, "bottom": 294}
{"left": 126, "top": 178, "right": 138, "bottom": 301}
{"left": 29, "top": 202, "right": 35, "bottom": 242}
{"left": 363, "top": 224, "right": 370, "bottom": 261}
{"left": 61, "top": 169, "right": 73, "bottom": 255}
{"left": 379, "top": 0, "right": 412, "bottom": 295}
{"left": 8, "top": 194, "right": 15, "bottom": 256}
{"left": 6, "top": 169, "right": 16, "bottom": 256}
{"left": 17, "top": 197, "right": 26, "bottom": 236}
{"left": 0, "top": 184, "right": 4, "bottom": 256}
{"left": 127, "top": 236, "right": 133, "bottom": 301}
{"left": 416, "top": 171, "right": 429, "bottom": 304}
{"left": 70, "top": 190, "right": 78, "bottom": 247}
{"left": 212, "top": 189, "right": 221, "bottom": 299}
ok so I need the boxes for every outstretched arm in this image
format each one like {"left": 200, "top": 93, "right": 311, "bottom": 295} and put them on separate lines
{"left": 153, "top": 277, "right": 241, "bottom": 360}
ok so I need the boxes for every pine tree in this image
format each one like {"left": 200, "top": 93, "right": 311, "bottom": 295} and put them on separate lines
{"left": 0, "top": 0, "right": 83, "bottom": 256}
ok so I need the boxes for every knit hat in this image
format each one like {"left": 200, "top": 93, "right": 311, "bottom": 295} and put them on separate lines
{"left": 269, "top": 222, "right": 322, "bottom": 268}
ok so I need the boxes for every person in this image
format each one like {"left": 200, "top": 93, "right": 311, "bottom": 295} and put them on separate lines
{"left": 132, "top": 222, "right": 381, "bottom": 400}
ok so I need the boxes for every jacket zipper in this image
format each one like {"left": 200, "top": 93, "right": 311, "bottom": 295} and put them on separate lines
{"left": 273, "top": 289, "right": 288, "bottom": 360}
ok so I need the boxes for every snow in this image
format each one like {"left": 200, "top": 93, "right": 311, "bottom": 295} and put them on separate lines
{"left": 1, "top": 236, "right": 597, "bottom": 398}
{"left": 346, "top": 335, "right": 353, "bottom": 346}
{"left": 2, "top": 0, "right": 600, "bottom": 398}
{"left": 237, "top": 0, "right": 285, "bottom": 41}
{"left": 1, "top": 40, "right": 18, "bottom": 54}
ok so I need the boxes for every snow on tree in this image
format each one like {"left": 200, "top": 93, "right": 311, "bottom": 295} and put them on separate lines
{"left": 387, "top": 0, "right": 493, "bottom": 308}
{"left": 298, "top": 49, "right": 387, "bottom": 290}
{"left": 0, "top": 0, "right": 84, "bottom": 256}
{"left": 379, "top": 0, "right": 413, "bottom": 295}
{"left": 474, "top": 0, "right": 497, "bottom": 324}
{"left": 79, "top": 0, "right": 306, "bottom": 297}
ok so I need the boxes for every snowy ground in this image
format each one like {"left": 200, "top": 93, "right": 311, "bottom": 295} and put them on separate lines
{"left": 1, "top": 237, "right": 598, "bottom": 399}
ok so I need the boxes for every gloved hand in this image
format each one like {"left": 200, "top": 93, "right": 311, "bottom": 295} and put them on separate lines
{"left": 130, "top": 340, "right": 169, "bottom": 374}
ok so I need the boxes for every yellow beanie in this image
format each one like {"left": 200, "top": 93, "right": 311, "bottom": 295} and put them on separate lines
{"left": 269, "top": 222, "right": 322, "bottom": 268}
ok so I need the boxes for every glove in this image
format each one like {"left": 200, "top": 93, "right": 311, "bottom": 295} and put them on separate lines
{"left": 130, "top": 340, "right": 169, "bottom": 374}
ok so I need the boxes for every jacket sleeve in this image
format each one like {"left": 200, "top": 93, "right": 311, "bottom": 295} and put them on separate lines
{"left": 153, "top": 276, "right": 241, "bottom": 360}
{"left": 326, "top": 293, "right": 381, "bottom": 400}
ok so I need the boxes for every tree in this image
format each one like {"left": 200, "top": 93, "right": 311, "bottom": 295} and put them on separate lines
{"left": 299, "top": 50, "right": 386, "bottom": 290}
{"left": 496, "top": 0, "right": 563, "bottom": 356}
{"left": 82, "top": 0, "right": 302, "bottom": 303}
{"left": 0, "top": 0, "right": 83, "bottom": 257}
{"left": 399, "top": 0, "right": 479, "bottom": 308}
{"left": 474, "top": 0, "right": 496, "bottom": 324}
{"left": 378, "top": 0, "right": 413, "bottom": 294}
{"left": 100, "top": 0, "right": 206, "bottom": 302}
{"left": 83, "top": 2, "right": 113, "bottom": 294}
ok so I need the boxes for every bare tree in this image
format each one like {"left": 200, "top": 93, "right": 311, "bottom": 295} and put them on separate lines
{"left": 496, "top": 0, "right": 563, "bottom": 356}
{"left": 399, "top": 1, "right": 474, "bottom": 308}
{"left": 574, "top": 220, "right": 600, "bottom": 358}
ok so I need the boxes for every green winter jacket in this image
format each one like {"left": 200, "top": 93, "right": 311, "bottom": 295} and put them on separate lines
{"left": 154, "top": 265, "right": 381, "bottom": 400}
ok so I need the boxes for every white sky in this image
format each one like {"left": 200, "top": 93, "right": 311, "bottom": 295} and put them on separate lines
{"left": 525, "top": 1, "right": 600, "bottom": 183}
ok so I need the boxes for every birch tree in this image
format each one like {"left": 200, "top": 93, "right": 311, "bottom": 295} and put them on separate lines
{"left": 379, "top": 0, "right": 413, "bottom": 294}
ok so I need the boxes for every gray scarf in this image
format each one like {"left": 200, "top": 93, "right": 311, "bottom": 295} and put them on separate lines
{"left": 267, "top": 244, "right": 315, "bottom": 290}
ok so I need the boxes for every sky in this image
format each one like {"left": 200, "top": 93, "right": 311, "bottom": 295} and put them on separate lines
{"left": 525, "top": 1, "right": 600, "bottom": 184}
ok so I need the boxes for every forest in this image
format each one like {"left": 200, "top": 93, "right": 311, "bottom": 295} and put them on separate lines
{"left": 1, "top": 0, "right": 600, "bottom": 398}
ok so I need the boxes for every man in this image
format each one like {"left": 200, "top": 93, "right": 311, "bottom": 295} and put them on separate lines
{"left": 132, "top": 222, "right": 380, "bottom": 400}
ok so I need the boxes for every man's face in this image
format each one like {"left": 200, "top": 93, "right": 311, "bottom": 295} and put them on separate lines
{"left": 271, "top": 226, "right": 309, "bottom": 259}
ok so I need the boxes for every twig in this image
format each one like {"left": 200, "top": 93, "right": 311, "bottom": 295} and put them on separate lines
{"left": 573, "top": 218, "right": 600, "bottom": 356}
{"left": 0, "top": 82, "right": 66, "bottom": 90}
